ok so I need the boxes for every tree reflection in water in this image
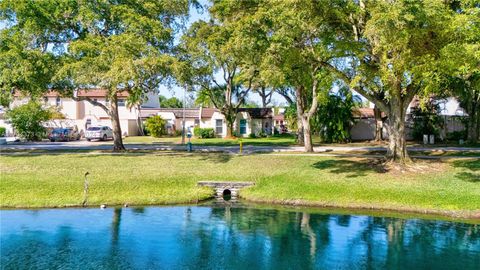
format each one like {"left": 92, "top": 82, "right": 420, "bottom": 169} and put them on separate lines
{"left": 1, "top": 206, "right": 479, "bottom": 269}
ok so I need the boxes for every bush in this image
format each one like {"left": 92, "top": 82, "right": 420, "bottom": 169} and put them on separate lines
{"left": 411, "top": 100, "right": 443, "bottom": 141}
{"left": 174, "top": 130, "right": 182, "bottom": 137}
{"left": 144, "top": 116, "right": 167, "bottom": 138}
{"left": 193, "top": 127, "right": 201, "bottom": 137}
{"left": 200, "top": 128, "right": 215, "bottom": 138}
{"left": 248, "top": 133, "right": 256, "bottom": 138}
{"left": 6, "top": 101, "right": 52, "bottom": 141}
{"left": 0, "top": 126, "right": 6, "bottom": 137}
{"left": 194, "top": 128, "right": 214, "bottom": 138}
{"left": 447, "top": 130, "right": 466, "bottom": 141}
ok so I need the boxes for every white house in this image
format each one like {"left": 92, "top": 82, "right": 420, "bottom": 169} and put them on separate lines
{"left": 142, "top": 107, "right": 275, "bottom": 138}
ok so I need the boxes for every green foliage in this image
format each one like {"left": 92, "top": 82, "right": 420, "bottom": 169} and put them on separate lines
{"left": 284, "top": 103, "right": 298, "bottom": 131}
{"left": 0, "top": 126, "right": 6, "bottom": 137}
{"left": 447, "top": 130, "right": 467, "bottom": 141}
{"left": 144, "top": 116, "right": 167, "bottom": 138}
{"left": 194, "top": 127, "right": 214, "bottom": 139}
{"left": 174, "top": 130, "right": 182, "bottom": 137}
{"left": 411, "top": 100, "right": 444, "bottom": 141}
{"left": 312, "top": 88, "right": 359, "bottom": 143}
{"left": 159, "top": 95, "right": 183, "bottom": 108}
{"left": 6, "top": 101, "right": 52, "bottom": 141}
{"left": 248, "top": 133, "right": 256, "bottom": 139}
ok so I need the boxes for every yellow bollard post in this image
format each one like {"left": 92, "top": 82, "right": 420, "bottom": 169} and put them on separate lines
{"left": 239, "top": 139, "right": 243, "bottom": 154}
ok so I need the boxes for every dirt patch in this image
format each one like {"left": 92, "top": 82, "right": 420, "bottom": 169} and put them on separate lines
{"left": 382, "top": 159, "right": 448, "bottom": 176}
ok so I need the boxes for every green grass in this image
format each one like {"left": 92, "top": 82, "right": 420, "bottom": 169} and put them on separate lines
{"left": 122, "top": 135, "right": 480, "bottom": 149}
{"left": 1, "top": 153, "right": 479, "bottom": 218}
{"left": 123, "top": 134, "right": 298, "bottom": 146}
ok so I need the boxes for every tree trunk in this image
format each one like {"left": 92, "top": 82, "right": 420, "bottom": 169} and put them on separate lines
{"left": 109, "top": 95, "right": 126, "bottom": 151}
{"left": 226, "top": 120, "right": 234, "bottom": 138}
{"left": 373, "top": 105, "right": 383, "bottom": 141}
{"left": 136, "top": 104, "right": 145, "bottom": 136}
{"left": 223, "top": 108, "right": 236, "bottom": 138}
{"left": 466, "top": 101, "right": 478, "bottom": 143}
{"left": 297, "top": 117, "right": 304, "bottom": 146}
{"left": 386, "top": 103, "right": 410, "bottom": 163}
{"left": 295, "top": 86, "right": 305, "bottom": 146}
{"left": 302, "top": 116, "right": 313, "bottom": 152}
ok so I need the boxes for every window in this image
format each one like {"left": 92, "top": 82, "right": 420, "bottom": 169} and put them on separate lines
{"left": 194, "top": 119, "right": 200, "bottom": 126}
{"left": 215, "top": 119, "right": 223, "bottom": 135}
{"left": 56, "top": 97, "right": 61, "bottom": 107}
{"left": 239, "top": 119, "right": 247, "bottom": 135}
{"left": 118, "top": 99, "right": 125, "bottom": 107}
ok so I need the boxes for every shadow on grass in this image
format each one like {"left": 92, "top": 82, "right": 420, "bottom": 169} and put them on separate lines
{"left": 311, "top": 158, "right": 387, "bottom": 178}
{"left": 3, "top": 149, "right": 235, "bottom": 164}
{"left": 452, "top": 159, "right": 480, "bottom": 183}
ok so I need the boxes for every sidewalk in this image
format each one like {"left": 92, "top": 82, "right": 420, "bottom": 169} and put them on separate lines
{"left": 1, "top": 140, "right": 479, "bottom": 159}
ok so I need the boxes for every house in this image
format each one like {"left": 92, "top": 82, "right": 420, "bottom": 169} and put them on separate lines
{"left": 4, "top": 89, "right": 160, "bottom": 136}
{"left": 144, "top": 107, "right": 275, "bottom": 138}
{"left": 350, "top": 97, "right": 468, "bottom": 141}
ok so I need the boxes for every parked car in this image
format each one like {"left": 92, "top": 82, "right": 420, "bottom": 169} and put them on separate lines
{"left": 49, "top": 128, "right": 81, "bottom": 142}
{"left": 85, "top": 126, "right": 113, "bottom": 141}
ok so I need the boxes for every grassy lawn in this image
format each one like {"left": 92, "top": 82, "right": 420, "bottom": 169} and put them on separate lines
{"left": 122, "top": 135, "right": 480, "bottom": 148}
{"left": 1, "top": 153, "right": 479, "bottom": 218}
{"left": 123, "top": 134, "right": 298, "bottom": 146}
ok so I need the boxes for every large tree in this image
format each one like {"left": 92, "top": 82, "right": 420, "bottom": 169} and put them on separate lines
{"left": 1, "top": 0, "right": 190, "bottom": 151}
{"left": 319, "top": 0, "right": 455, "bottom": 163}
{"left": 213, "top": 0, "right": 351, "bottom": 151}
{"left": 436, "top": 1, "right": 480, "bottom": 143}
{"left": 180, "top": 13, "right": 263, "bottom": 137}
{"left": 0, "top": 0, "right": 63, "bottom": 105}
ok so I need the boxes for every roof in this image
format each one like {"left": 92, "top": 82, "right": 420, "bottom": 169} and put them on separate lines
{"left": 238, "top": 108, "right": 273, "bottom": 118}
{"left": 156, "top": 108, "right": 200, "bottom": 118}
{"left": 140, "top": 107, "right": 274, "bottom": 119}
{"left": 201, "top": 107, "right": 219, "bottom": 118}
{"left": 76, "top": 89, "right": 129, "bottom": 98}
{"left": 273, "top": 114, "right": 285, "bottom": 121}
{"left": 14, "top": 89, "right": 129, "bottom": 98}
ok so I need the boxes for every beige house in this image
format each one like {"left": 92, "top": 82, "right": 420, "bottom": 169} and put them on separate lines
{"left": 5, "top": 89, "right": 160, "bottom": 136}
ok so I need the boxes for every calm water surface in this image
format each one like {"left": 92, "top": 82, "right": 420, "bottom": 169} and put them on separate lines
{"left": 1, "top": 205, "right": 479, "bottom": 270}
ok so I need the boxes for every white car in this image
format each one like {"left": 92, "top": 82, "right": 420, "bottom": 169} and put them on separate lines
{"left": 85, "top": 126, "right": 113, "bottom": 141}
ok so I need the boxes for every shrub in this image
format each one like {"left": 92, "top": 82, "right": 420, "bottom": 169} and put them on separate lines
{"left": 6, "top": 101, "right": 52, "bottom": 141}
{"left": 0, "top": 126, "right": 6, "bottom": 137}
{"left": 194, "top": 128, "right": 214, "bottom": 138}
{"left": 447, "top": 130, "right": 466, "bottom": 141}
{"left": 200, "top": 128, "right": 215, "bottom": 138}
{"left": 411, "top": 100, "right": 443, "bottom": 141}
{"left": 174, "top": 130, "right": 182, "bottom": 137}
{"left": 193, "top": 127, "right": 202, "bottom": 137}
{"left": 248, "top": 133, "right": 256, "bottom": 138}
{"left": 144, "top": 115, "right": 167, "bottom": 138}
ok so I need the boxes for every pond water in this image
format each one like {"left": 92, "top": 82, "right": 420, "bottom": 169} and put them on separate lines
{"left": 1, "top": 204, "right": 479, "bottom": 269}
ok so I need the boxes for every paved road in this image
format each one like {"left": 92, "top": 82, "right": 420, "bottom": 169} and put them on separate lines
{"left": 1, "top": 140, "right": 479, "bottom": 155}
